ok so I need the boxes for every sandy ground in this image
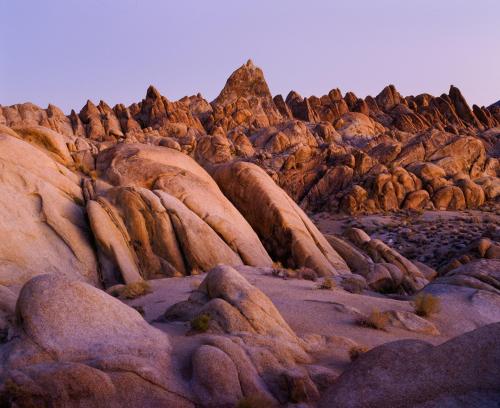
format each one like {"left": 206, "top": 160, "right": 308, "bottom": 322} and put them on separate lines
{"left": 125, "top": 263, "right": 498, "bottom": 379}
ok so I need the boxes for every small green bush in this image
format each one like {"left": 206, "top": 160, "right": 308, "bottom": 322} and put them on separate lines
{"left": 121, "top": 281, "right": 152, "bottom": 299}
{"left": 190, "top": 314, "right": 211, "bottom": 332}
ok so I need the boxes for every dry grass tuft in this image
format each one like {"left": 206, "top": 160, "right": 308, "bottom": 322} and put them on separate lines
{"left": 349, "top": 345, "right": 370, "bottom": 361}
{"left": 414, "top": 293, "right": 440, "bottom": 317}
{"left": 317, "top": 277, "right": 335, "bottom": 290}
{"left": 121, "top": 281, "right": 152, "bottom": 299}
{"left": 356, "top": 309, "right": 388, "bottom": 330}
{"left": 190, "top": 314, "right": 211, "bottom": 333}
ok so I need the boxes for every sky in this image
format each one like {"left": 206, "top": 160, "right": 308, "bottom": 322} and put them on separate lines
{"left": 1, "top": 0, "right": 499, "bottom": 113}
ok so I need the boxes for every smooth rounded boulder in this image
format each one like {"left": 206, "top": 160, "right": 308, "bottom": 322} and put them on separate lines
{"left": 319, "top": 322, "right": 500, "bottom": 408}
{"left": 1, "top": 274, "right": 193, "bottom": 408}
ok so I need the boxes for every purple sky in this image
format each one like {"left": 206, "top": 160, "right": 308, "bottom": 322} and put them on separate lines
{"left": 2, "top": 0, "right": 499, "bottom": 112}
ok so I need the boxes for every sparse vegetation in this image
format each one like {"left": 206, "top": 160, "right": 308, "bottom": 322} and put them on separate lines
{"left": 341, "top": 276, "right": 366, "bottom": 294}
{"left": 413, "top": 293, "right": 440, "bottom": 317}
{"left": 349, "top": 345, "right": 370, "bottom": 361}
{"left": 190, "top": 267, "right": 202, "bottom": 276}
{"left": 272, "top": 266, "right": 317, "bottom": 281}
{"left": 298, "top": 267, "right": 317, "bottom": 281}
{"left": 317, "top": 277, "right": 335, "bottom": 290}
{"left": 190, "top": 313, "right": 211, "bottom": 332}
{"left": 121, "top": 281, "right": 152, "bottom": 299}
{"left": 236, "top": 395, "right": 274, "bottom": 408}
{"left": 356, "top": 309, "right": 389, "bottom": 330}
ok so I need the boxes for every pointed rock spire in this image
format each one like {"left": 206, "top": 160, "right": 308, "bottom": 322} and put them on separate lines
{"left": 448, "top": 85, "right": 481, "bottom": 128}
{"left": 375, "top": 85, "right": 402, "bottom": 111}
{"left": 146, "top": 85, "right": 162, "bottom": 100}
{"left": 79, "top": 99, "right": 100, "bottom": 122}
{"left": 212, "top": 59, "right": 273, "bottom": 105}
{"left": 208, "top": 60, "right": 283, "bottom": 131}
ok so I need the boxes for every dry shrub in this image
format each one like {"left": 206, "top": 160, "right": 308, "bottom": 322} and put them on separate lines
{"left": 414, "top": 293, "right": 440, "bottom": 317}
{"left": 317, "top": 277, "right": 335, "bottom": 290}
{"left": 297, "top": 267, "right": 317, "bottom": 281}
{"left": 349, "top": 345, "right": 370, "bottom": 361}
{"left": 356, "top": 309, "right": 388, "bottom": 330}
{"left": 190, "top": 314, "right": 211, "bottom": 333}
{"left": 271, "top": 267, "right": 295, "bottom": 279}
{"left": 272, "top": 267, "right": 317, "bottom": 281}
{"left": 121, "top": 281, "right": 152, "bottom": 299}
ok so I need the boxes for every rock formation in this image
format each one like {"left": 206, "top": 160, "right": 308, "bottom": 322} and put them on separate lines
{"left": 2, "top": 61, "right": 498, "bottom": 215}
{"left": 0, "top": 126, "right": 98, "bottom": 290}
{"left": 164, "top": 265, "right": 331, "bottom": 406}
{"left": 0, "top": 60, "right": 499, "bottom": 407}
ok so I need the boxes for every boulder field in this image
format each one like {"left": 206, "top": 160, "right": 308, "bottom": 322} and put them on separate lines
{"left": 0, "top": 61, "right": 499, "bottom": 406}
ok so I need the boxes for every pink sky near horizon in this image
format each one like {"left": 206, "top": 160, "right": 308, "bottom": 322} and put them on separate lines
{"left": 1, "top": 0, "right": 499, "bottom": 113}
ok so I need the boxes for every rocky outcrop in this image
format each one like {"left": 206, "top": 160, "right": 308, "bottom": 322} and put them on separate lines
{"left": 211, "top": 161, "right": 349, "bottom": 275}
{"left": 432, "top": 259, "right": 500, "bottom": 295}
{"left": 88, "top": 143, "right": 273, "bottom": 285}
{"left": 0, "top": 127, "right": 98, "bottom": 290}
{"left": 1, "top": 61, "right": 499, "bottom": 408}
{"left": 206, "top": 60, "right": 283, "bottom": 132}
{"left": 165, "top": 265, "right": 330, "bottom": 406}
{"left": 319, "top": 322, "right": 500, "bottom": 408}
{"left": 1, "top": 62, "right": 498, "bottom": 215}
{"left": 326, "top": 228, "right": 429, "bottom": 293}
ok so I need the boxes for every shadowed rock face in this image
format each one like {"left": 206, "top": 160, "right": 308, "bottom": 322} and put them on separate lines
{"left": 319, "top": 322, "right": 500, "bottom": 408}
